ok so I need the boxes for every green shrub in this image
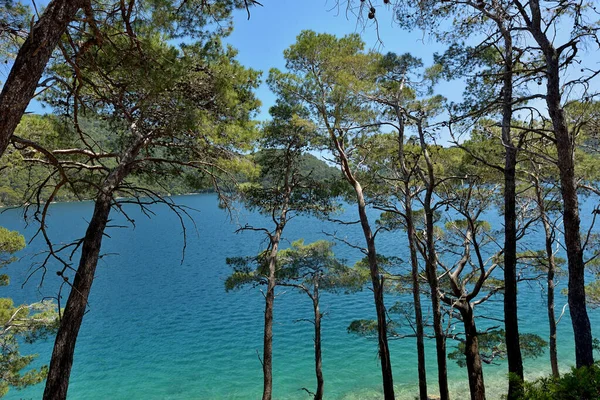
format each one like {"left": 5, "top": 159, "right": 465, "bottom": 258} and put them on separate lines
{"left": 521, "top": 364, "right": 600, "bottom": 400}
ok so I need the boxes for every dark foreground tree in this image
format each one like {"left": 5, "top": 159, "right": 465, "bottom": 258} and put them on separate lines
{"left": 8, "top": 15, "right": 260, "bottom": 398}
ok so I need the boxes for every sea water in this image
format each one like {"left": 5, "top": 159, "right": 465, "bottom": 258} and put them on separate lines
{"left": 0, "top": 194, "right": 598, "bottom": 399}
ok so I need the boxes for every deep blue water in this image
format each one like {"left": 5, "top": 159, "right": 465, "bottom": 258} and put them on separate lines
{"left": 0, "top": 194, "right": 598, "bottom": 399}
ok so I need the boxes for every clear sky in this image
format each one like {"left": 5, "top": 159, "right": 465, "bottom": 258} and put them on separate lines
{"left": 223, "top": 0, "right": 451, "bottom": 120}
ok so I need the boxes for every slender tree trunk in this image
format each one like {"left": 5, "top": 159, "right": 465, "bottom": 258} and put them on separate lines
{"left": 461, "top": 305, "right": 486, "bottom": 400}
{"left": 500, "top": 30, "right": 524, "bottom": 400}
{"left": 533, "top": 175, "right": 560, "bottom": 377}
{"left": 262, "top": 230, "right": 282, "bottom": 400}
{"left": 397, "top": 110, "right": 427, "bottom": 400}
{"left": 418, "top": 123, "right": 449, "bottom": 400}
{"left": 546, "top": 236, "right": 559, "bottom": 378}
{"left": 0, "top": 0, "right": 86, "bottom": 158}
{"left": 43, "top": 135, "right": 143, "bottom": 400}
{"left": 526, "top": 0, "right": 594, "bottom": 368}
{"left": 406, "top": 199, "right": 428, "bottom": 400}
{"left": 313, "top": 280, "right": 324, "bottom": 400}
{"left": 362, "top": 211, "right": 395, "bottom": 400}
{"left": 332, "top": 135, "right": 395, "bottom": 399}
{"left": 262, "top": 272, "right": 275, "bottom": 400}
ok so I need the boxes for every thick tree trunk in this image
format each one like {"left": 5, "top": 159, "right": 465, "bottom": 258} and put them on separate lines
{"left": 0, "top": 0, "right": 86, "bottom": 158}
{"left": 313, "top": 282, "right": 324, "bottom": 400}
{"left": 461, "top": 306, "right": 486, "bottom": 400}
{"left": 43, "top": 135, "right": 144, "bottom": 400}
{"left": 500, "top": 31, "right": 524, "bottom": 400}
{"left": 547, "top": 62, "right": 593, "bottom": 368}
{"left": 527, "top": 0, "right": 594, "bottom": 368}
{"left": 43, "top": 193, "right": 111, "bottom": 400}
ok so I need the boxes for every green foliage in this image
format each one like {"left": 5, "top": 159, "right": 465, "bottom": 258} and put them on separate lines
{"left": 0, "top": 0, "right": 30, "bottom": 68}
{"left": 226, "top": 240, "right": 367, "bottom": 294}
{"left": 448, "top": 330, "right": 547, "bottom": 368}
{"left": 0, "top": 227, "right": 58, "bottom": 397}
{"left": 0, "top": 227, "right": 24, "bottom": 271}
{"left": 521, "top": 364, "right": 600, "bottom": 400}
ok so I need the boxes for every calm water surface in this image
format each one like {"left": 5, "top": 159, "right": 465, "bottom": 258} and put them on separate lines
{"left": 0, "top": 194, "right": 598, "bottom": 399}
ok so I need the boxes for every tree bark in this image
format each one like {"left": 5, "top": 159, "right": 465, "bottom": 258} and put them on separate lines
{"left": 397, "top": 110, "right": 427, "bottom": 400}
{"left": 43, "top": 135, "right": 144, "bottom": 400}
{"left": 331, "top": 134, "right": 395, "bottom": 399}
{"left": 262, "top": 229, "right": 282, "bottom": 400}
{"left": 0, "top": 0, "right": 86, "bottom": 158}
{"left": 418, "top": 123, "right": 450, "bottom": 400}
{"left": 500, "top": 31, "right": 524, "bottom": 399}
{"left": 313, "top": 280, "right": 324, "bottom": 400}
{"left": 406, "top": 198, "right": 428, "bottom": 400}
{"left": 544, "top": 220, "right": 560, "bottom": 378}
{"left": 533, "top": 172, "right": 560, "bottom": 377}
{"left": 524, "top": 0, "right": 594, "bottom": 367}
{"left": 461, "top": 305, "right": 486, "bottom": 400}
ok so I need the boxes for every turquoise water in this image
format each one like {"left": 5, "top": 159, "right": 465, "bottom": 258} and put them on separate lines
{"left": 0, "top": 194, "right": 598, "bottom": 399}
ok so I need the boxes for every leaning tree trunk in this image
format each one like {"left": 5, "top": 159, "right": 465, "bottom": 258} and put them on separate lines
{"left": 527, "top": 0, "right": 594, "bottom": 368}
{"left": 361, "top": 206, "right": 395, "bottom": 400}
{"left": 332, "top": 135, "right": 395, "bottom": 399}
{"left": 0, "top": 0, "right": 86, "bottom": 158}
{"left": 43, "top": 136, "right": 143, "bottom": 400}
{"left": 500, "top": 30, "right": 524, "bottom": 399}
{"left": 461, "top": 305, "right": 486, "bottom": 400}
{"left": 43, "top": 192, "right": 112, "bottom": 400}
{"left": 313, "top": 280, "right": 324, "bottom": 400}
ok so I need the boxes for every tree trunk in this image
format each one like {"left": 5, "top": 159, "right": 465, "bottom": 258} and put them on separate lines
{"left": 398, "top": 112, "right": 427, "bottom": 400}
{"left": 546, "top": 238, "right": 559, "bottom": 378}
{"left": 406, "top": 201, "right": 428, "bottom": 400}
{"left": 534, "top": 176, "right": 560, "bottom": 377}
{"left": 427, "top": 242, "right": 449, "bottom": 400}
{"left": 262, "top": 232, "right": 281, "bottom": 400}
{"left": 42, "top": 193, "right": 111, "bottom": 400}
{"left": 313, "top": 280, "right": 324, "bottom": 400}
{"left": 43, "top": 135, "right": 144, "bottom": 400}
{"left": 526, "top": 0, "right": 594, "bottom": 368}
{"left": 500, "top": 30, "right": 524, "bottom": 400}
{"left": 418, "top": 123, "right": 449, "bottom": 400}
{"left": 332, "top": 135, "right": 395, "bottom": 399}
{"left": 0, "top": 0, "right": 86, "bottom": 158}
{"left": 461, "top": 305, "right": 486, "bottom": 400}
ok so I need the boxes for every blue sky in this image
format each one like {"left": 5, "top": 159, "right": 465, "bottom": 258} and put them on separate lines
{"left": 223, "top": 0, "right": 452, "bottom": 119}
